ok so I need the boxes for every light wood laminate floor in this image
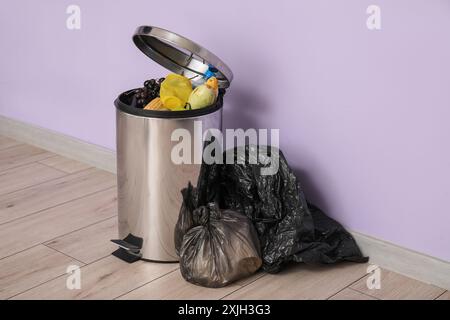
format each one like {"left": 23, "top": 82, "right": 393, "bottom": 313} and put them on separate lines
{"left": 0, "top": 136, "right": 448, "bottom": 300}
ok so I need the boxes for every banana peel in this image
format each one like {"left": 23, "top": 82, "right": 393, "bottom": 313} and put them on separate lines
{"left": 143, "top": 97, "right": 169, "bottom": 111}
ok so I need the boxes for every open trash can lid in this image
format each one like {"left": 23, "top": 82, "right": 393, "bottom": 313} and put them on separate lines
{"left": 133, "top": 26, "right": 233, "bottom": 89}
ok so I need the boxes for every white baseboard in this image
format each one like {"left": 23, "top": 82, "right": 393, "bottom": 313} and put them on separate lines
{"left": 0, "top": 115, "right": 116, "bottom": 173}
{"left": 1, "top": 115, "right": 449, "bottom": 290}
{"left": 352, "top": 231, "right": 450, "bottom": 290}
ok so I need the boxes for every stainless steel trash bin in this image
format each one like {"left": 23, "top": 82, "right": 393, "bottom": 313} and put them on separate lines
{"left": 112, "top": 26, "right": 233, "bottom": 262}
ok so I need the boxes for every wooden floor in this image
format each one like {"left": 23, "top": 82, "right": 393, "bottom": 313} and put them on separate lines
{"left": 0, "top": 135, "right": 448, "bottom": 300}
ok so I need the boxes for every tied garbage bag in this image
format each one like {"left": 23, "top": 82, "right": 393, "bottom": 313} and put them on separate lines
{"left": 175, "top": 199, "right": 262, "bottom": 288}
{"left": 174, "top": 182, "right": 199, "bottom": 256}
{"left": 193, "top": 145, "right": 368, "bottom": 273}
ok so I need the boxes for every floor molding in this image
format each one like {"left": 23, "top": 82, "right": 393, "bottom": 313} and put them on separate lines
{"left": 0, "top": 115, "right": 116, "bottom": 173}
{"left": 351, "top": 231, "right": 450, "bottom": 290}
{"left": 1, "top": 115, "right": 449, "bottom": 290}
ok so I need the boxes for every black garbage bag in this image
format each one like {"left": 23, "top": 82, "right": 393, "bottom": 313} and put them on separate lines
{"left": 174, "top": 182, "right": 199, "bottom": 256}
{"left": 193, "top": 145, "right": 368, "bottom": 273}
{"left": 175, "top": 200, "right": 262, "bottom": 288}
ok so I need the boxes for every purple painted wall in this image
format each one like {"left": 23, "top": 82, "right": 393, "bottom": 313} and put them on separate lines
{"left": 1, "top": 0, "right": 449, "bottom": 261}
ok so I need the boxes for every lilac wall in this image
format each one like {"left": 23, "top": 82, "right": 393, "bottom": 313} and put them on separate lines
{"left": 1, "top": 0, "right": 449, "bottom": 261}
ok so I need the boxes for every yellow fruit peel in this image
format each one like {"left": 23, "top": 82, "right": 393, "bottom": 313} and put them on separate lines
{"left": 160, "top": 74, "right": 192, "bottom": 110}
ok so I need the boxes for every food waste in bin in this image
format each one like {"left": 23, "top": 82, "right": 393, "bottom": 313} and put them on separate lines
{"left": 123, "top": 71, "right": 220, "bottom": 112}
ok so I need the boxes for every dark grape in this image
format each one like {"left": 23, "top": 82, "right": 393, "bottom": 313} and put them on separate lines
{"left": 146, "top": 79, "right": 156, "bottom": 87}
{"left": 132, "top": 78, "right": 164, "bottom": 108}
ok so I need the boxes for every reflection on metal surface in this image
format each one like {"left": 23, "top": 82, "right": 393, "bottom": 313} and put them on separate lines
{"left": 116, "top": 108, "right": 222, "bottom": 261}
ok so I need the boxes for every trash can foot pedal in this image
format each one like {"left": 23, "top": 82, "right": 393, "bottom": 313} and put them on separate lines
{"left": 111, "top": 233, "right": 143, "bottom": 263}
{"left": 111, "top": 239, "right": 141, "bottom": 252}
{"left": 112, "top": 247, "right": 141, "bottom": 263}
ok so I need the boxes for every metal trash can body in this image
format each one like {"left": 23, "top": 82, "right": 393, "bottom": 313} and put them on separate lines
{"left": 115, "top": 101, "right": 222, "bottom": 261}
{"left": 112, "top": 26, "right": 232, "bottom": 263}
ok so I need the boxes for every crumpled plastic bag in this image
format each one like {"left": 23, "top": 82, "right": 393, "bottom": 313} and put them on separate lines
{"left": 160, "top": 74, "right": 193, "bottom": 110}
{"left": 193, "top": 145, "right": 368, "bottom": 273}
{"left": 175, "top": 194, "right": 262, "bottom": 288}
